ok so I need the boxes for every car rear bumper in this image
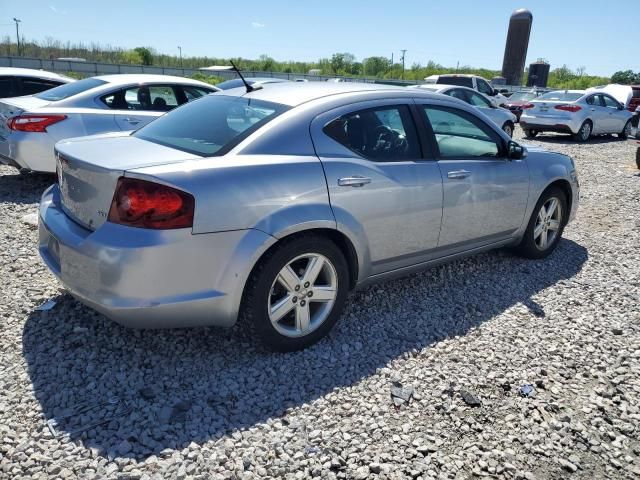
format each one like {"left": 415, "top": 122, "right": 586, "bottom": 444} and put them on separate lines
{"left": 0, "top": 131, "right": 57, "bottom": 172}
{"left": 38, "top": 185, "right": 275, "bottom": 329}
{"left": 520, "top": 115, "right": 582, "bottom": 135}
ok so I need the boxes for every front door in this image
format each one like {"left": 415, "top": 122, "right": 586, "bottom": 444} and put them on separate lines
{"left": 311, "top": 100, "right": 443, "bottom": 275}
{"left": 601, "top": 94, "right": 628, "bottom": 133}
{"left": 417, "top": 103, "right": 529, "bottom": 252}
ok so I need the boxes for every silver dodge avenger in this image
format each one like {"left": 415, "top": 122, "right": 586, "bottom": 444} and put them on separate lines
{"left": 39, "top": 82, "right": 579, "bottom": 351}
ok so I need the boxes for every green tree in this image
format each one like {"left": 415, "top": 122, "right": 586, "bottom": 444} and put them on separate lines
{"left": 133, "top": 47, "right": 153, "bottom": 65}
{"left": 362, "top": 56, "right": 390, "bottom": 76}
{"left": 611, "top": 70, "right": 639, "bottom": 85}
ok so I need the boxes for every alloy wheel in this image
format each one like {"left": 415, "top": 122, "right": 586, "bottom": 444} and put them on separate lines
{"left": 533, "top": 197, "right": 562, "bottom": 250}
{"left": 580, "top": 122, "right": 592, "bottom": 141}
{"left": 268, "top": 253, "right": 338, "bottom": 338}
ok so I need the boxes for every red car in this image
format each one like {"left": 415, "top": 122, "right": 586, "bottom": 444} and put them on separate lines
{"left": 503, "top": 91, "right": 542, "bottom": 121}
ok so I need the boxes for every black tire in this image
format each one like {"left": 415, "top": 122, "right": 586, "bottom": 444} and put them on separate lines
{"left": 515, "top": 186, "right": 568, "bottom": 259}
{"left": 240, "top": 234, "right": 349, "bottom": 352}
{"left": 523, "top": 128, "right": 538, "bottom": 138}
{"left": 574, "top": 120, "right": 592, "bottom": 142}
{"left": 636, "top": 147, "right": 640, "bottom": 170}
{"left": 618, "top": 120, "right": 632, "bottom": 139}
{"left": 502, "top": 121, "right": 514, "bottom": 138}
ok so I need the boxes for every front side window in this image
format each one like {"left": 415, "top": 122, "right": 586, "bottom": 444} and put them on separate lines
{"left": 102, "top": 85, "right": 179, "bottom": 111}
{"left": 35, "top": 77, "right": 107, "bottom": 101}
{"left": 422, "top": 106, "right": 501, "bottom": 159}
{"left": 183, "top": 86, "right": 213, "bottom": 101}
{"left": 467, "top": 91, "right": 492, "bottom": 108}
{"left": 323, "top": 105, "right": 421, "bottom": 161}
{"left": 586, "top": 95, "right": 604, "bottom": 107}
{"left": 134, "top": 95, "right": 289, "bottom": 156}
{"left": 477, "top": 79, "right": 493, "bottom": 96}
{"left": 602, "top": 95, "right": 620, "bottom": 109}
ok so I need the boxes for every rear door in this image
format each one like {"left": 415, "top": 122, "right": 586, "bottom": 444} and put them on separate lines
{"left": 100, "top": 85, "right": 177, "bottom": 130}
{"left": 585, "top": 94, "right": 609, "bottom": 134}
{"left": 416, "top": 102, "right": 529, "bottom": 252}
{"left": 311, "top": 99, "right": 443, "bottom": 275}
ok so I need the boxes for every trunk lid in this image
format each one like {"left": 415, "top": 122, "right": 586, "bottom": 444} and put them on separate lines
{"left": 528, "top": 100, "right": 574, "bottom": 116}
{"left": 0, "top": 96, "right": 52, "bottom": 139}
{"left": 56, "top": 132, "right": 200, "bottom": 230}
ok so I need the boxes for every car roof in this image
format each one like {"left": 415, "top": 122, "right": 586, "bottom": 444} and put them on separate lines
{"left": 219, "top": 81, "right": 429, "bottom": 107}
{"left": 92, "top": 74, "right": 217, "bottom": 88}
{"left": 0, "top": 67, "right": 75, "bottom": 82}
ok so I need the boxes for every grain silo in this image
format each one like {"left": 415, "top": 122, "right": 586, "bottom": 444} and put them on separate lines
{"left": 501, "top": 9, "right": 533, "bottom": 86}
{"left": 527, "top": 60, "right": 550, "bottom": 88}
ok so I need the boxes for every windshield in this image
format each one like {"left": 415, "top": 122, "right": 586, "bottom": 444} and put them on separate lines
{"left": 35, "top": 78, "right": 107, "bottom": 101}
{"left": 436, "top": 76, "right": 473, "bottom": 88}
{"left": 537, "top": 91, "right": 584, "bottom": 102}
{"left": 134, "top": 95, "right": 289, "bottom": 156}
{"left": 509, "top": 92, "right": 537, "bottom": 102}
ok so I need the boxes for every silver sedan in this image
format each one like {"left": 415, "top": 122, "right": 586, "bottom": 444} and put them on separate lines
{"left": 39, "top": 83, "right": 579, "bottom": 351}
{"left": 414, "top": 84, "right": 517, "bottom": 137}
{"left": 520, "top": 90, "right": 633, "bottom": 142}
{"left": 0, "top": 74, "right": 218, "bottom": 173}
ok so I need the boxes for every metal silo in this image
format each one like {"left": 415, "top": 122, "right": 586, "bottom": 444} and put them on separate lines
{"left": 527, "top": 60, "right": 550, "bottom": 88}
{"left": 501, "top": 9, "right": 533, "bottom": 86}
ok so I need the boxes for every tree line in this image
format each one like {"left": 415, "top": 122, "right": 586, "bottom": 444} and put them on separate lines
{"left": 1, "top": 36, "right": 611, "bottom": 88}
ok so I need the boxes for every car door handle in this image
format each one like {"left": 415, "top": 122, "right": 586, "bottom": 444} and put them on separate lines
{"left": 338, "top": 176, "right": 371, "bottom": 187}
{"left": 447, "top": 170, "right": 471, "bottom": 180}
{"left": 123, "top": 118, "right": 140, "bottom": 125}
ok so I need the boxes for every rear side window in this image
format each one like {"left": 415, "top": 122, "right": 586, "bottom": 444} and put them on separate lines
{"left": 134, "top": 95, "right": 289, "bottom": 156}
{"left": 35, "top": 78, "right": 106, "bottom": 101}
{"left": 20, "top": 79, "right": 62, "bottom": 95}
{"left": 183, "top": 86, "right": 213, "bottom": 101}
{"left": 0, "top": 77, "right": 17, "bottom": 97}
{"left": 422, "top": 106, "right": 501, "bottom": 159}
{"left": 102, "top": 85, "right": 179, "bottom": 111}
{"left": 323, "top": 105, "right": 421, "bottom": 161}
{"left": 437, "top": 76, "right": 473, "bottom": 88}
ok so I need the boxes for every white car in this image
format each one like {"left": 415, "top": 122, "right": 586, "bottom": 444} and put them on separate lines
{"left": 0, "top": 67, "right": 75, "bottom": 98}
{"left": 0, "top": 74, "right": 218, "bottom": 173}
{"left": 423, "top": 74, "right": 509, "bottom": 107}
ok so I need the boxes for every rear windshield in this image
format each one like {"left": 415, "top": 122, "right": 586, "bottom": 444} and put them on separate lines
{"left": 35, "top": 78, "right": 107, "bottom": 101}
{"left": 216, "top": 79, "right": 249, "bottom": 90}
{"left": 436, "top": 76, "right": 473, "bottom": 88}
{"left": 537, "top": 91, "right": 583, "bottom": 102}
{"left": 509, "top": 92, "right": 537, "bottom": 102}
{"left": 134, "top": 95, "right": 289, "bottom": 156}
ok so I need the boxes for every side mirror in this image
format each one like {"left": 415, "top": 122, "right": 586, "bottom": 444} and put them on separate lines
{"left": 508, "top": 140, "right": 527, "bottom": 160}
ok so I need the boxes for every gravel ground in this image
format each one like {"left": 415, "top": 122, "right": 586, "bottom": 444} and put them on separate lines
{"left": 1, "top": 129, "right": 639, "bottom": 480}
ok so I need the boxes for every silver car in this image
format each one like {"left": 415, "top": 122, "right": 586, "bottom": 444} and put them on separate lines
{"left": 414, "top": 84, "right": 517, "bottom": 137}
{"left": 0, "top": 67, "right": 75, "bottom": 98}
{"left": 0, "top": 74, "right": 218, "bottom": 173}
{"left": 39, "top": 83, "right": 579, "bottom": 351}
{"left": 520, "top": 90, "right": 633, "bottom": 142}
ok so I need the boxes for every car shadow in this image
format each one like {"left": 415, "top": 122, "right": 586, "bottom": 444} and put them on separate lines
{"left": 22, "top": 239, "right": 588, "bottom": 461}
{"left": 0, "top": 170, "right": 55, "bottom": 205}
{"left": 522, "top": 132, "right": 626, "bottom": 145}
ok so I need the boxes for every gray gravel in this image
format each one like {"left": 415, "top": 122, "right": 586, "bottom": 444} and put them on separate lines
{"left": 1, "top": 129, "right": 639, "bottom": 480}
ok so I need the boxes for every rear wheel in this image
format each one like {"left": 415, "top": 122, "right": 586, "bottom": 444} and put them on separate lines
{"left": 241, "top": 235, "right": 349, "bottom": 352}
{"left": 574, "top": 120, "right": 592, "bottom": 142}
{"left": 523, "top": 128, "right": 538, "bottom": 138}
{"left": 619, "top": 120, "right": 632, "bottom": 139}
{"left": 636, "top": 147, "right": 640, "bottom": 169}
{"left": 515, "top": 186, "right": 567, "bottom": 259}
{"left": 502, "top": 121, "right": 514, "bottom": 138}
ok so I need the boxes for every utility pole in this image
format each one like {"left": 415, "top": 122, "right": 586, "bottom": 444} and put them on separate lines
{"left": 177, "top": 46, "right": 183, "bottom": 68}
{"left": 400, "top": 49, "right": 407, "bottom": 80}
{"left": 13, "top": 18, "right": 21, "bottom": 56}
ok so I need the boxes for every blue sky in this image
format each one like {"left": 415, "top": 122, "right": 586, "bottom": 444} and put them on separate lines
{"left": 1, "top": 0, "right": 635, "bottom": 76}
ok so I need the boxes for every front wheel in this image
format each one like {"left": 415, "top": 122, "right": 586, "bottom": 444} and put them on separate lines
{"left": 241, "top": 235, "right": 349, "bottom": 352}
{"left": 619, "top": 120, "right": 632, "bottom": 139}
{"left": 515, "top": 186, "right": 567, "bottom": 259}
{"left": 574, "top": 120, "right": 592, "bottom": 142}
{"left": 502, "top": 121, "right": 514, "bottom": 138}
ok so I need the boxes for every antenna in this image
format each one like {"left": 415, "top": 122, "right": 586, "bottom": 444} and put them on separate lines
{"left": 229, "top": 60, "right": 261, "bottom": 93}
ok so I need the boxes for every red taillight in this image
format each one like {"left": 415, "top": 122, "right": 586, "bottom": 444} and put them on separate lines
{"left": 554, "top": 104, "right": 582, "bottom": 113}
{"left": 522, "top": 103, "right": 535, "bottom": 109}
{"left": 107, "top": 177, "right": 194, "bottom": 229}
{"left": 7, "top": 114, "right": 67, "bottom": 132}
